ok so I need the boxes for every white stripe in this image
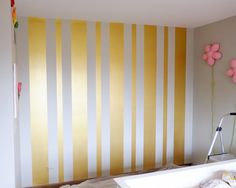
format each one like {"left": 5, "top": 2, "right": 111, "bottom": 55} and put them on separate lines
{"left": 136, "top": 25, "right": 144, "bottom": 170}
{"left": 155, "top": 26, "right": 164, "bottom": 167}
{"left": 87, "top": 22, "right": 97, "bottom": 177}
{"left": 46, "top": 20, "right": 59, "bottom": 183}
{"left": 123, "top": 24, "right": 132, "bottom": 172}
{"left": 101, "top": 23, "right": 110, "bottom": 176}
{"left": 62, "top": 20, "right": 73, "bottom": 181}
{"left": 17, "top": 17, "right": 33, "bottom": 187}
{"left": 166, "top": 27, "right": 175, "bottom": 164}
{"left": 185, "top": 29, "right": 194, "bottom": 164}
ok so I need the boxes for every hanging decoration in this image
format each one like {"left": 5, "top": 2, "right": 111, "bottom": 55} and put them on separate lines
{"left": 18, "top": 82, "right": 22, "bottom": 99}
{"left": 202, "top": 43, "right": 222, "bottom": 150}
{"left": 202, "top": 43, "right": 222, "bottom": 66}
{"left": 226, "top": 59, "right": 236, "bottom": 84}
{"left": 11, "top": 0, "right": 18, "bottom": 29}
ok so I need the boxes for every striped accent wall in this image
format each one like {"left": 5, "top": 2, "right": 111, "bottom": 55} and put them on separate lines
{"left": 17, "top": 17, "right": 193, "bottom": 187}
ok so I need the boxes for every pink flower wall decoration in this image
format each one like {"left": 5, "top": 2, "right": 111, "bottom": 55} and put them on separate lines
{"left": 202, "top": 43, "right": 222, "bottom": 66}
{"left": 226, "top": 59, "right": 236, "bottom": 83}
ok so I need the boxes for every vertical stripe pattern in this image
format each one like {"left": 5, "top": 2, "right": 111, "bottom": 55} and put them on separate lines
{"left": 71, "top": 21, "right": 88, "bottom": 179}
{"left": 166, "top": 27, "right": 176, "bottom": 164}
{"left": 124, "top": 24, "right": 132, "bottom": 172}
{"left": 18, "top": 17, "right": 193, "bottom": 187}
{"left": 131, "top": 25, "right": 137, "bottom": 171}
{"left": 87, "top": 22, "right": 97, "bottom": 177}
{"left": 101, "top": 23, "right": 110, "bottom": 176}
{"left": 135, "top": 25, "right": 144, "bottom": 170}
{"left": 61, "top": 20, "right": 73, "bottom": 181}
{"left": 110, "top": 23, "right": 124, "bottom": 175}
{"left": 174, "top": 28, "right": 187, "bottom": 165}
{"left": 55, "top": 20, "right": 64, "bottom": 182}
{"left": 156, "top": 26, "right": 164, "bottom": 167}
{"left": 163, "top": 27, "right": 168, "bottom": 165}
{"left": 28, "top": 18, "right": 49, "bottom": 185}
{"left": 144, "top": 25, "right": 157, "bottom": 169}
{"left": 96, "top": 22, "right": 102, "bottom": 177}
{"left": 46, "top": 20, "right": 59, "bottom": 183}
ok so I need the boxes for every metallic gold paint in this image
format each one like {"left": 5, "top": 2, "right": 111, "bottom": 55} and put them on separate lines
{"left": 144, "top": 25, "right": 157, "bottom": 169}
{"left": 174, "top": 28, "right": 186, "bottom": 165}
{"left": 28, "top": 17, "right": 49, "bottom": 185}
{"left": 71, "top": 21, "right": 88, "bottom": 179}
{"left": 110, "top": 23, "right": 124, "bottom": 175}
{"left": 26, "top": 18, "right": 188, "bottom": 184}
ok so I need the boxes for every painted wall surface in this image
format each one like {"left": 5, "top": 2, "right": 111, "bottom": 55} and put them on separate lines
{"left": 193, "top": 16, "right": 236, "bottom": 164}
{"left": 17, "top": 17, "right": 193, "bottom": 186}
{"left": 0, "top": 0, "right": 17, "bottom": 187}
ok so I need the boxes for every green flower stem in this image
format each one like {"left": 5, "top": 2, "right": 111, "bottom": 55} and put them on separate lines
{"left": 211, "top": 67, "right": 215, "bottom": 154}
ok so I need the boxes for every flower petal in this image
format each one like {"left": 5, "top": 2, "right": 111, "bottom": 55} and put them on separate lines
{"left": 207, "top": 51, "right": 213, "bottom": 58}
{"left": 226, "top": 69, "right": 234, "bottom": 77}
{"left": 207, "top": 58, "right": 215, "bottom": 66}
{"left": 230, "top": 59, "right": 236, "bottom": 68}
{"left": 213, "top": 52, "right": 222, "bottom": 60}
{"left": 211, "top": 43, "right": 220, "bottom": 52}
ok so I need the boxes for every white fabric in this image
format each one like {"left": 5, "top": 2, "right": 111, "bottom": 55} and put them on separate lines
{"left": 200, "top": 179, "right": 231, "bottom": 188}
{"left": 59, "top": 178, "right": 117, "bottom": 188}
{"left": 222, "top": 171, "right": 236, "bottom": 187}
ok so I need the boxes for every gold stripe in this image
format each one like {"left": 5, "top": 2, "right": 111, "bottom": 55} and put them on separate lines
{"left": 110, "top": 23, "right": 124, "bottom": 175}
{"left": 56, "top": 20, "right": 64, "bottom": 182}
{"left": 174, "top": 28, "right": 186, "bottom": 165}
{"left": 71, "top": 21, "right": 88, "bottom": 179}
{"left": 163, "top": 27, "right": 168, "bottom": 166}
{"left": 144, "top": 25, "right": 157, "bottom": 169}
{"left": 131, "top": 24, "right": 136, "bottom": 171}
{"left": 96, "top": 22, "right": 102, "bottom": 177}
{"left": 28, "top": 17, "right": 49, "bottom": 185}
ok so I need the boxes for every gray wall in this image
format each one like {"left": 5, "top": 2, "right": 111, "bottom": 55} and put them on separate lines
{"left": 193, "top": 16, "right": 236, "bottom": 163}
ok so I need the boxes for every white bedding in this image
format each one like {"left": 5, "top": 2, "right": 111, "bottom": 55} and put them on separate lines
{"left": 62, "top": 179, "right": 117, "bottom": 188}
{"left": 200, "top": 179, "right": 231, "bottom": 188}
{"left": 60, "top": 166, "right": 178, "bottom": 188}
{"left": 115, "top": 160, "right": 236, "bottom": 188}
{"left": 61, "top": 160, "right": 236, "bottom": 188}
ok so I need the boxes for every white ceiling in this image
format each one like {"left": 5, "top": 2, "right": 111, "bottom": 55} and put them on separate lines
{"left": 16, "top": 0, "right": 236, "bottom": 28}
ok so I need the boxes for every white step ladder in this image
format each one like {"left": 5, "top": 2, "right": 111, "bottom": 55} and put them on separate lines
{"left": 205, "top": 112, "right": 236, "bottom": 163}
